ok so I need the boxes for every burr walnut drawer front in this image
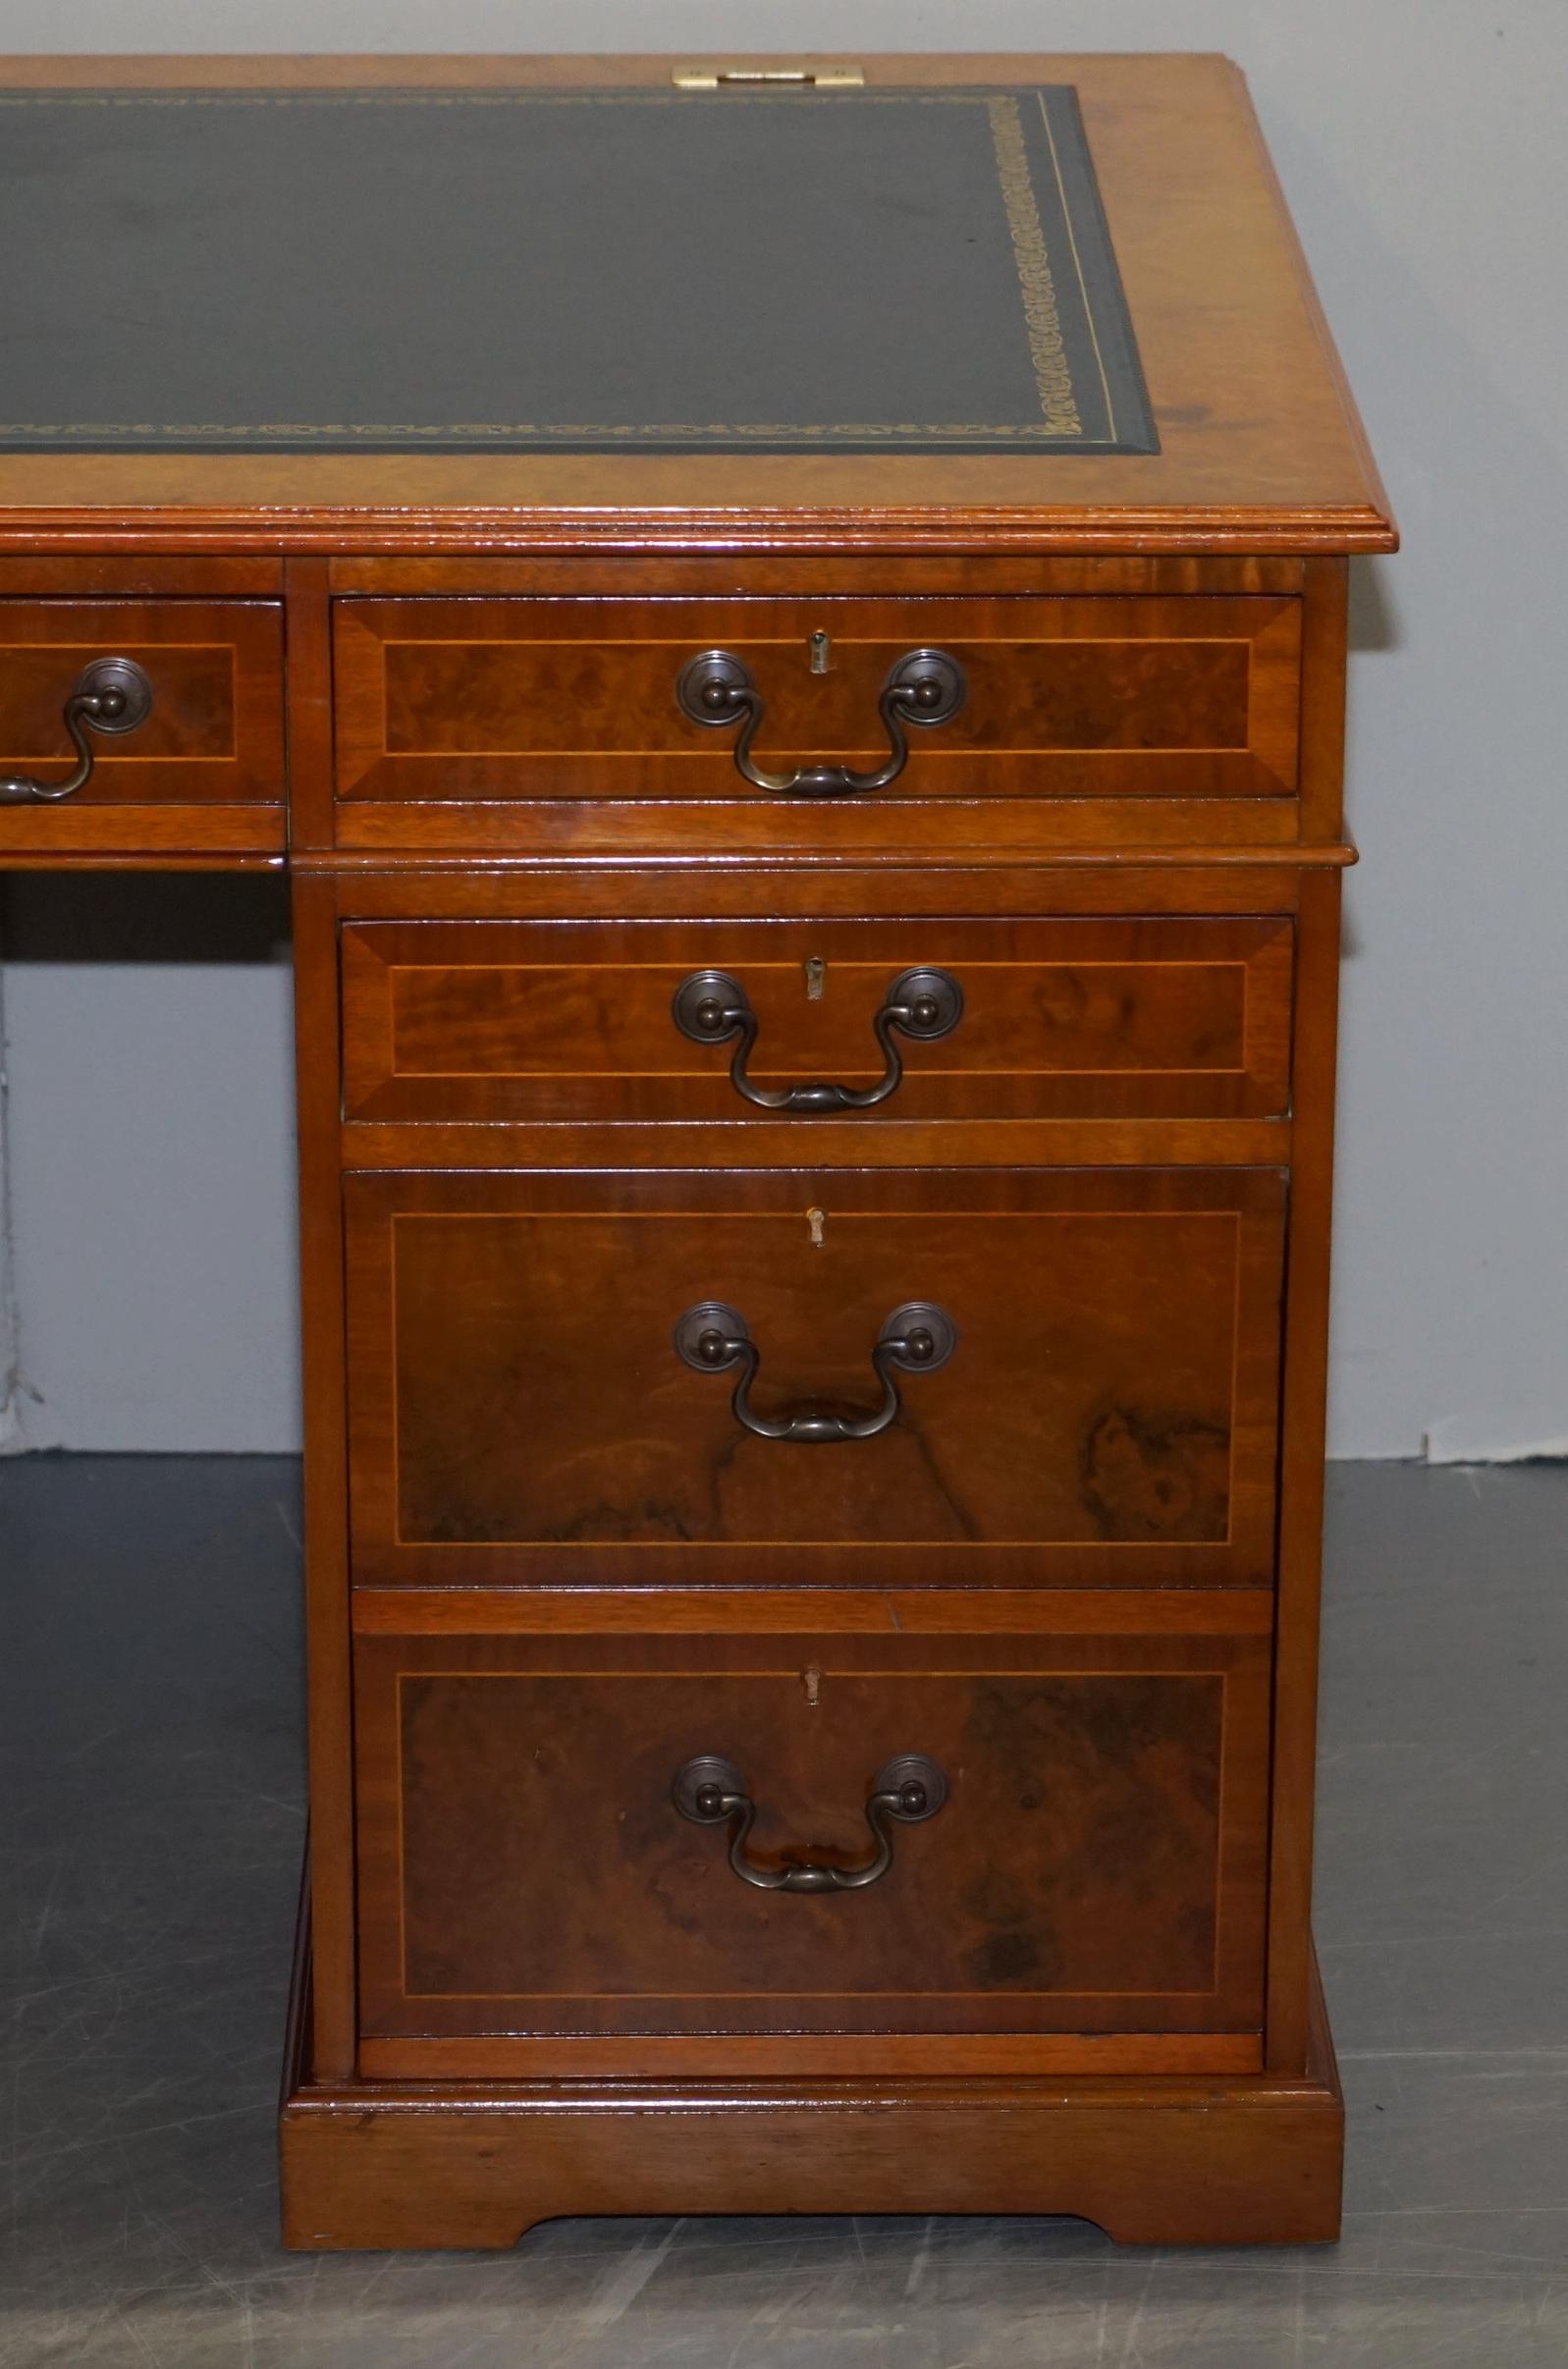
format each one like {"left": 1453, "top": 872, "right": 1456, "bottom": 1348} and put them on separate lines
{"left": 0, "top": 601, "right": 285, "bottom": 856}
{"left": 344, "top": 1166, "right": 1285, "bottom": 1590}
{"left": 341, "top": 915, "right": 1295, "bottom": 1128}
{"left": 331, "top": 596, "right": 1302, "bottom": 851}
{"left": 352, "top": 1619, "right": 1271, "bottom": 2074}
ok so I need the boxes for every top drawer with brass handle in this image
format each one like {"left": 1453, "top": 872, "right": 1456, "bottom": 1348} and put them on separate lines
{"left": 331, "top": 595, "right": 1303, "bottom": 853}
{"left": 340, "top": 914, "right": 1294, "bottom": 1130}
{"left": 0, "top": 601, "right": 286, "bottom": 859}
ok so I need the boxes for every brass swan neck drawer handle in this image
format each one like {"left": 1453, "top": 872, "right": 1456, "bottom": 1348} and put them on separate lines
{"left": 0, "top": 657, "right": 154, "bottom": 805}
{"left": 672, "top": 964, "right": 963, "bottom": 1112}
{"left": 674, "top": 1299, "right": 956, "bottom": 1443}
{"left": 676, "top": 645, "right": 965, "bottom": 796}
{"left": 673, "top": 1751, "right": 948, "bottom": 1892}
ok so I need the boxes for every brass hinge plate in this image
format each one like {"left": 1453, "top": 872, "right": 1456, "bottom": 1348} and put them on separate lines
{"left": 672, "top": 64, "right": 865, "bottom": 90}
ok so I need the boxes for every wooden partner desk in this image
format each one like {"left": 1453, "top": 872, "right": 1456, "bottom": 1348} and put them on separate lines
{"left": 0, "top": 53, "right": 1395, "bottom": 2248}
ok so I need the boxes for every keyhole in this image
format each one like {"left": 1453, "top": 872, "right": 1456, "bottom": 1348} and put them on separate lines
{"left": 807, "top": 1207, "right": 826, "bottom": 1249}
{"left": 809, "top": 629, "right": 832, "bottom": 673}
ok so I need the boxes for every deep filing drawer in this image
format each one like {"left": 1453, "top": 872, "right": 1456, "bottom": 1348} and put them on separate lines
{"left": 0, "top": 601, "right": 285, "bottom": 857}
{"left": 330, "top": 596, "right": 1303, "bottom": 853}
{"left": 344, "top": 1165, "right": 1285, "bottom": 1589}
{"left": 341, "top": 914, "right": 1295, "bottom": 1128}
{"left": 352, "top": 1613, "right": 1271, "bottom": 2075}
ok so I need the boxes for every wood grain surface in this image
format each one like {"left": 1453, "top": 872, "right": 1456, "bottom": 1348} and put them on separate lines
{"left": 333, "top": 594, "right": 1301, "bottom": 803}
{"left": 344, "top": 1164, "right": 1285, "bottom": 1589}
{"left": 0, "top": 597, "right": 284, "bottom": 857}
{"left": 352, "top": 1622, "right": 1269, "bottom": 2060}
{"left": 341, "top": 914, "right": 1294, "bottom": 1128}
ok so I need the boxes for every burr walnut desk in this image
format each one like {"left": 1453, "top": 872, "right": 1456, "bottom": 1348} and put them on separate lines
{"left": 0, "top": 52, "right": 1395, "bottom": 2248}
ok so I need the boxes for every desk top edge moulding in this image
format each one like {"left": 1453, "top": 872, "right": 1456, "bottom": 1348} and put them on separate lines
{"left": 1, "top": 52, "right": 1395, "bottom": 2252}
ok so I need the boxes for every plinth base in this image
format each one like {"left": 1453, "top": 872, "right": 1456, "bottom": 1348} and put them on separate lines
{"left": 280, "top": 1910, "right": 1343, "bottom": 2250}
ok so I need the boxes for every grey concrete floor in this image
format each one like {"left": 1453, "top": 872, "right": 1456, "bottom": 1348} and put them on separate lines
{"left": 2, "top": 1456, "right": 1565, "bottom": 2366}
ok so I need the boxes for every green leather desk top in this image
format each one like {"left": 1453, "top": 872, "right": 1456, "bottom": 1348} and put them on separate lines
{"left": 0, "top": 82, "right": 1155, "bottom": 458}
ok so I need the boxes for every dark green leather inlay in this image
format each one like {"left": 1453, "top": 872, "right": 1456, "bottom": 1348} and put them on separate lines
{"left": 0, "top": 84, "right": 1156, "bottom": 455}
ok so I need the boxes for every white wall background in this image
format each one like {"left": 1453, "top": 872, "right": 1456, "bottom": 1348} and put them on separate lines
{"left": 1, "top": 0, "right": 1565, "bottom": 1460}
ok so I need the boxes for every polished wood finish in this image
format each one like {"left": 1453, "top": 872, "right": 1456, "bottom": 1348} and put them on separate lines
{"left": 305, "top": 844, "right": 1354, "bottom": 882}
{"left": 347, "top": 1117, "right": 1296, "bottom": 1174}
{"left": 0, "top": 605, "right": 277, "bottom": 784}
{"left": 344, "top": 1165, "right": 1286, "bottom": 1590}
{"left": 1266, "top": 865, "right": 1345, "bottom": 2071}
{"left": 289, "top": 871, "right": 358, "bottom": 2081}
{"left": 333, "top": 592, "right": 1300, "bottom": 807}
{"left": 1, "top": 52, "right": 1386, "bottom": 2249}
{"left": 0, "top": 557, "right": 283, "bottom": 595}
{"left": 279, "top": 1912, "right": 1344, "bottom": 2248}
{"left": 350, "top": 1586, "right": 1276, "bottom": 1638}
{"left": 328, "top": 554, "right": 1313, "bottom": 597}
{"left": 341, "top": 914, "right": 1294, "bottom": 1128}
{"left": 353, "top": 1619, "right": 1269, "bottom": 2062}
{"left": 330, "top": 859, "right": 1322, "bottom": 917}
{"left": 330, "top": 588, "right": 1309, "bottom": 857}
{"left": 0, "top": 598, "right": 285, "bottom": 857}
{"left": 283, "top": 560, "right": 337, "bottom": 854}
{"left": 357, "top": 2031, "right": 1265, "bottom": 2079}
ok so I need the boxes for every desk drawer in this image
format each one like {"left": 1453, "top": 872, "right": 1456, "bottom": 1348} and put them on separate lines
{"left": 332, "top": 596, "right": 1301, "bottom": 851}
{"left": 345, "top": 1166, "right": 1285, "bottom": 1589}
{"left": 342, "top": 915, "right": 1294, "bottom": 1128}
{"left": 0, "top": 601, "right": 285, "bottom": 857}
{"left": 353, "top": 1618, "right": 1270, "bottom": 2073}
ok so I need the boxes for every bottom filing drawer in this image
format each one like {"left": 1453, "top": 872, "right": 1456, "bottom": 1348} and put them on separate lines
{"left": 353, "top": 1610, "right": 1271, "bottom": 2077}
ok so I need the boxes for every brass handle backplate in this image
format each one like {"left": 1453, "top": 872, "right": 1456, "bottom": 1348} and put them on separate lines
{"left": 672, "top": 964, "right": 963, "bottom": 1111}
{"left": 676, "top": 646, "right": 965, "bottom": 797}
{"left": 673, "top": 1751, "right": 947, "bottom": 1892}
{"left": 0, "top": 657, "right": 154, "bottom": 805}
{"left": 674, "top": 1299, "right": 956, "bottom": 1443}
